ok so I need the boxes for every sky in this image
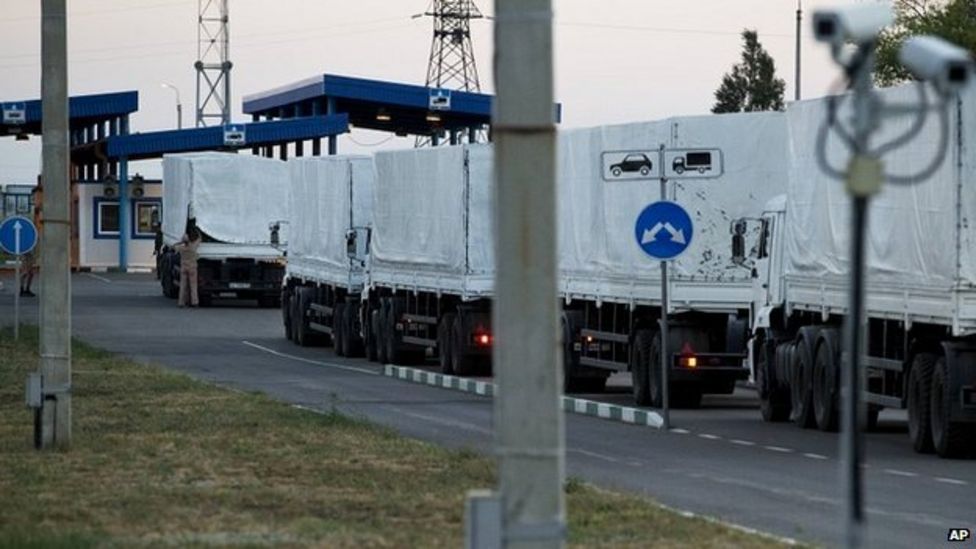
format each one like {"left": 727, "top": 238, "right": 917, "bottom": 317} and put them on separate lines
{"left": 0, "top": 0, "right": 882, "bottom": 183}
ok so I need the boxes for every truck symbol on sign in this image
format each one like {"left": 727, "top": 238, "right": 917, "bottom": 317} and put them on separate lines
{"left": 672, "top": 151, "right": 713, "bottom": 175}
{"left": 610, "top": 154, "right": 654, "bottom": 177}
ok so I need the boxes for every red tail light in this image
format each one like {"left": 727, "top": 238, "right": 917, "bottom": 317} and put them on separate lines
{"left": 473, "top": 333, "right": 492, "bottom": 346}
{"left": 679, "top": 341, "right": 697, "bottom": 368}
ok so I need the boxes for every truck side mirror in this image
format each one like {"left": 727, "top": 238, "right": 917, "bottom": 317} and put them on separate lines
{"left": 731, "top": 219, "right": 747, "bottom": 266}
{"left": 346, "top": 229, "right": 357, "bottom": 259}
{"left": 269, "top": 222, "right": 281, "bottom": 247}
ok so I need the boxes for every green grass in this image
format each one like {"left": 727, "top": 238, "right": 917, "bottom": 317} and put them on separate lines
{"left": 0, "top": 327, "right": 794, "bottom": 548}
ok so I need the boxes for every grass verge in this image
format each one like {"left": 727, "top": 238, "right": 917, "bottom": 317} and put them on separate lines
{"left": 0, "top": 327, "right": 792, "bottom": 548}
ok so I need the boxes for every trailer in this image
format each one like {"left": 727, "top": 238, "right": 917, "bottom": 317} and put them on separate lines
{"left": 281, "top": 155, "right": 373, "bottom": 354}
{"left": 745, "top": 84, "right": 976, "bottom": 457}
{"left": 363, "top": 144, "right": 495, "bottom": 374}
{"left": 159, "top": 153, "right": 288, "bottom": 307}
{"left": 558, "top": 112, "right": 790, "bottom": 403}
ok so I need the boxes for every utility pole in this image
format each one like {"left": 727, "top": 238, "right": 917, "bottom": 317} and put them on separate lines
{"left": 37, "top": 0, "right": 72, "bottom": 450}
{"left": 493, "top": 0, "right": 564, "bottom": 547}
{"left": 795, "top": 0, "right": 802, "bottom": 101}
{"left": 195, "top": 0, "right": 232, "bottom": 127}
{"left": 416, "top": 0, "right": 485, "bottom": 147}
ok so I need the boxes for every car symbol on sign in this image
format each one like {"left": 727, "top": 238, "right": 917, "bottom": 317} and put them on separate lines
{"left": 610, "top": 153, "right": 653, "bottom": 177}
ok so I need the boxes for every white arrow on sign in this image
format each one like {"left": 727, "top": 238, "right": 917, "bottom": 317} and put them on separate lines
{"left": 641, "top": 222, "right": 686, "bottom": 246}
{"left": 13, "top": 219, "right": 22, "bottom": 255}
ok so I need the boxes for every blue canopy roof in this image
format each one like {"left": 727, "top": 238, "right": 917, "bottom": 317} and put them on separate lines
{"left": 1, "top": 91, "right": 138, "bottom": 136}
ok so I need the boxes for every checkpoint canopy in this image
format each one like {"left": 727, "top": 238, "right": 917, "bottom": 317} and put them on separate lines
{"left": 1, "top": 91, "right": 138, "bottom": 140}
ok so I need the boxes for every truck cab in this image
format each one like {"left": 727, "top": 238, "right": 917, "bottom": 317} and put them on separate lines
{"left": 749, "top": 195, "right": 787, "bottom": 331}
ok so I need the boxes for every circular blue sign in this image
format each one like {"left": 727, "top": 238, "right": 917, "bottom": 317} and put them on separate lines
{"left": 0, "top": 216, "right": 38, "bottom": 256}
{"left": 634, "top": 201, "right": 693, "bottom": 261}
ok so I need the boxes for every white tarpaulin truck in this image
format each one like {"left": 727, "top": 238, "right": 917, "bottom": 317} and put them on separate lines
{"left": 160, "top": 152, "right": 289, "bottom": 306}
{"left": 281, "top": 155, "right": 374, "bottom": 355}
{"left": 745, "top": 83, "right": 976, "bottom": 457}
{"left": 558, "top": 111, "right": 790, "bottom": 403}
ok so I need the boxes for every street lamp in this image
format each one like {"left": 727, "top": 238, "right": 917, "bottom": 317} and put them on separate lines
{"left": 161, "top": 83, "right": 182, "bottom": 130}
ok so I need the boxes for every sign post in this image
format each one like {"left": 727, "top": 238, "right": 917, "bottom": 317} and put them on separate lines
{"left": 0, "top": 216, "right": 39, "bottom": 340}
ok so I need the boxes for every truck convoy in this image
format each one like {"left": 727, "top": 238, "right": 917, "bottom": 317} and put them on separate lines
{"left": 558, "top": 112, "right": 789, "bottom": 403}
{"left": 745, "top": 85, "right": 976, "bottom": 457}
{"left": 160, "top": 152, "right": 288, "bottom": 307}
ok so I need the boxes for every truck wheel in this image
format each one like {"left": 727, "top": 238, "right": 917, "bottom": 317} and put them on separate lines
{"left": 908, "top": 353, "right": 936, "bottom": 453}
{"left": 790, "top": 330, "right": 818, "bottom": 429}
{"left": 385, "top": 298, "right": 403, "bottom": 364}
{"left": 334, "top": 302, "right": 348, "bottom": 357}
{"left": 292, "top": 291, "right": 306, "bottom": 346}
{"left": 562, "top": 311, "right": 602, "bottom": 394}
{"left": 295, "top": 288, "right": 324, "bottom": 347}
{"left": 451, "top": 315, "right": 475, "bottom": 376}
{"left": 631, "top": 329, "right": 655, "bottom": 406}
{"left": 813, "top": 330, "right": 840, "bottom": 432}
{"left": 373, "top": 307, "right": 387, "bottom": 363}
{"left": 439, "top": 313, "right": 456, "bottom": 374}
{"left": 930, "top": 356, "right": 975, "bottom": 458}
{"left": 345, "top": 302, "right": 365, "bottom": 358}
{"left": 282, "top": 292, "right": 293, "bottom": 342}
{"left": 758, "top": 340, "right": 791, "bottom": 422}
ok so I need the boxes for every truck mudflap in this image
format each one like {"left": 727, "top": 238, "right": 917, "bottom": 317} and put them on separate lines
{"left": 942, "top": 341, "right": 976, "bottom": 423}
{"left": 669, "top": 352, "right": 750, "bottom": 383}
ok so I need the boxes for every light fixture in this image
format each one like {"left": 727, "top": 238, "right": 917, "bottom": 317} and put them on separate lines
{"left": 376, "top": 109, "right": 392, "bottom": 122}
{"left": 425, "top": 112, "right": 442, "bottom": 123}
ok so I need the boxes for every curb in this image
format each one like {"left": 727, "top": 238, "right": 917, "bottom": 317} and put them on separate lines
{"left": 383, "top": 365, "right": 663, "bottom": 429}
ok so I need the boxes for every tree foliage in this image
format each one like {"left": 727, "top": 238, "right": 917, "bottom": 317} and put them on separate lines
{"left": 712, "top": 30, "right": 786, "bottom": 114}
{"left": 876, "top": 0, "right": 976, "bottom": 86}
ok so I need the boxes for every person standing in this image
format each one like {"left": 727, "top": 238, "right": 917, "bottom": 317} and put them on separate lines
{"left": 20, "top": 187, "right": 43, "bottom": 297}
{"left": 174, "top": 222, "right": 202, "bottom": 307}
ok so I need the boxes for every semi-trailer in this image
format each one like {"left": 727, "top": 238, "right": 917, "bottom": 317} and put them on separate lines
{"left": 159, "top": 152, "right": 288, "bottom": 307}
{"left": 557, "top": 112, "right": 790, "bottom": 403}
{"left": 745, "top": 84, "right": 976, "bottom": 457}
{"left": 281, "top": 155, "right": 374, "bottom": 354}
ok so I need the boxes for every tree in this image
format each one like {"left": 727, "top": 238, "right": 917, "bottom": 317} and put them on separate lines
{"left": 712, "top": 30, "right": 786, "bottom": 114}
{"left": 876, "top": 0, "right": 976, "bottom": 87}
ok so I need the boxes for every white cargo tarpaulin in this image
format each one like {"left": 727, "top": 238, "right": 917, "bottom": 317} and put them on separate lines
{"left": 558, "top": 111, "right": 789, "bottom": 308}
{"left": 370, "top": 145, "right": 494, "bottom": 298}
{"left": 162, "top": 152, "right": 290, "bottom": 256}
{"left": 287, "top": 155, "right": 375, "bottom": 289}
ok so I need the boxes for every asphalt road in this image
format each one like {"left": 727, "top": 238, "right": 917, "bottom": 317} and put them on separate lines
{"left": 2, "top": 272, "right": 973, "bottom": 548}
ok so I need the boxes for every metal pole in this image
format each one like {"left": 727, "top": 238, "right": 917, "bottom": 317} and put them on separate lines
{"left": 38, "top": 0, "right": 72, "bottom": 450}
{"left": 14, "top": 257, "right": 20, "bottom": 340}
{"left": 177, "top": 103, "right": 183, "bottom": 130}
{"left": 493, "top": 0, "right": 563, "bottom": 546}
{"left": 795, "top": 0, "right": 802, "bottom": 101}
{"left": 659, "top": 175, "right": 670, "bottom": 431}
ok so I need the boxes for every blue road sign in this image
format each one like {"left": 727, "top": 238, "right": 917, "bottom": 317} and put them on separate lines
{"left": 634, "top": 201, "right": 693, "bottom": 261}
{"left": 0, "top": 216, "right": 38, "bottom": 256}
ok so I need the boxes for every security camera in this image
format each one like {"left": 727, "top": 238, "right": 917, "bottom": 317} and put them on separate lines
{"left": 813, "top": 4, "right": 893, "bottom": 45}
{"left": 899, "top": 36, "right": 972, "bottom": 94}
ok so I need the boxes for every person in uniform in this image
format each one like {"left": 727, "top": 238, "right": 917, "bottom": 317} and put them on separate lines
{"left": 19, "top": 187, "right": 42, "bottom": 297}
{"left": 174, "top": 221, "right": 202, "bottom": 307}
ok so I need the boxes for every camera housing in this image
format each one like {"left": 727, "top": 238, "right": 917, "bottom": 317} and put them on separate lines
{"left": 899, "top": 36, "right": 972, "bottom": 94}
{"left": 813, "top": 4, "right": 893, "bottom": 45}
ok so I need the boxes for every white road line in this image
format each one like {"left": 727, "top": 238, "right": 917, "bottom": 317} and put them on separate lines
{"left": 569, "top": 448, "right": 621, "bottom": 464}
{"left": 670, "top": 428, "right": 691, "bottom": 434}
{"left": 626, "top": 460, "right": 643, "bottom": 467}
{"left": 241, "top": 341, "right": 378, "bottom": 376}
{"left": 392, "top": 408, "right": 492, "bottom": 435}
{"left": 934, "top": 477, "right": 968, "bottom": 486}
{"left": 763, "top": 445, "right": 794, "bottom": 453}
{"left": 802, "top": 453, "right": 828, "bottom": 460}
{"left": 729, "top": 439, "right": 756, "bottom": 447}
{"left": 883, "top": 469, "right": 917, "bottom": 478}
{"left": 84, "top": 272, "right": 112, "bottom": 283}
{"left": 697, "top": 433, "right": 721, "bottom": 440}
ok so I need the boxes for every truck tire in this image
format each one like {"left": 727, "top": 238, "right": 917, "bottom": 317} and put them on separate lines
{"left": 295, "top": 288, "right": 324, "bottom": 347}
{"left": 562, "top": 311, "right": 608, "bottom": 393}
{"left": 282, "top": 291, "right": 293, "bottom": 342}
{"left": 757, "top": 337, "right": 791, "bottom": 422}
{"left": 930, "top": 356, "right": 975, "bottom": 458}
{"left": 813, "top": 329, "right": 841, "bottom": 432}
{"left": 790, "top": 328, "right": 819, "bottom": 429}
{"left": 631, "top": 329, "right": 655, "bottom": 406}
{"left": 451, "top": 314, "right": 478, "bottom": 376}
{"left": 908, "top": 353, "right": 936, "bottom": 453}
{"left": 345, "top": 302, "right": 365, "bottom": 358}
{"left": 385, "top": 298, "right": 403, "bottom": 364}
{"left": 373, "top": 307, "right": 387, "bottom": 363}
{"left": 334, "top": 302, "right": 348, "bottom": 357}
{"left": 292, "top": 291, "right": 305, "bottom": 346}
{"left": 438, "top": 313, "right": 456, "bottom": 374}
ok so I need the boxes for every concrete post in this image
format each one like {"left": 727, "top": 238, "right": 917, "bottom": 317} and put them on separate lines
{"left": 118, "top": 158, "right": 129, "bottom": 271}
{"left": 37, "top": 0, "right": 72, "bottom": 450}
{"left": 493, "top": 0, "right": 564, "bottom": 547}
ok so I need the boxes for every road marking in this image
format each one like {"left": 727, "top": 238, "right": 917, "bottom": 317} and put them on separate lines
{"left": 669, "top": 428, "right": 690, "bottom": 434}
{"left": 697, "top": 433, "right": 721, "bottom": 440}
{"left": 84, "top": 272, "right": 112, "bottom": 283}
{"left": 626, "top": 460, "right": 643, "bottom": 467}
{"left": 883, "top": 469, "right": 917, "bottom": 478}
{"left": 241, "top": 341, "right": 378, "bottom": 376}
{"left": 729, "top": 439, "right": 755, "bottom": 447}
{"left": 392, "top": 407, "right": 491, "bottom": 435}
{"left": 802, "top": 453, "right": 828, "bottom": 460}
{"left": 934, "top": 477, "right": 968, "bottom": 486}
{"left": 569, "top": 448, "right": 621, "bottom": 464}
{"left": 763, "top": 445, "right": 794, "bottom": 453}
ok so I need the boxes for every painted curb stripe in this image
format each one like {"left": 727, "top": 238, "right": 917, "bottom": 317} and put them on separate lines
{"left": 383, "top": 365, "right": 663, "bottom": 429}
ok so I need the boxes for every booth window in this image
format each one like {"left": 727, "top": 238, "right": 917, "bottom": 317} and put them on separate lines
{"left": 132, "top": 199, "right": 162, "bottom": 239}
{"left": 94, "top": 198, "right": 120, "bottom": 239}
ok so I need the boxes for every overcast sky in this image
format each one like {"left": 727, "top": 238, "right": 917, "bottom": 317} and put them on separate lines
{"left": 0, "top": 0, "right": 880, "bottom": 183}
